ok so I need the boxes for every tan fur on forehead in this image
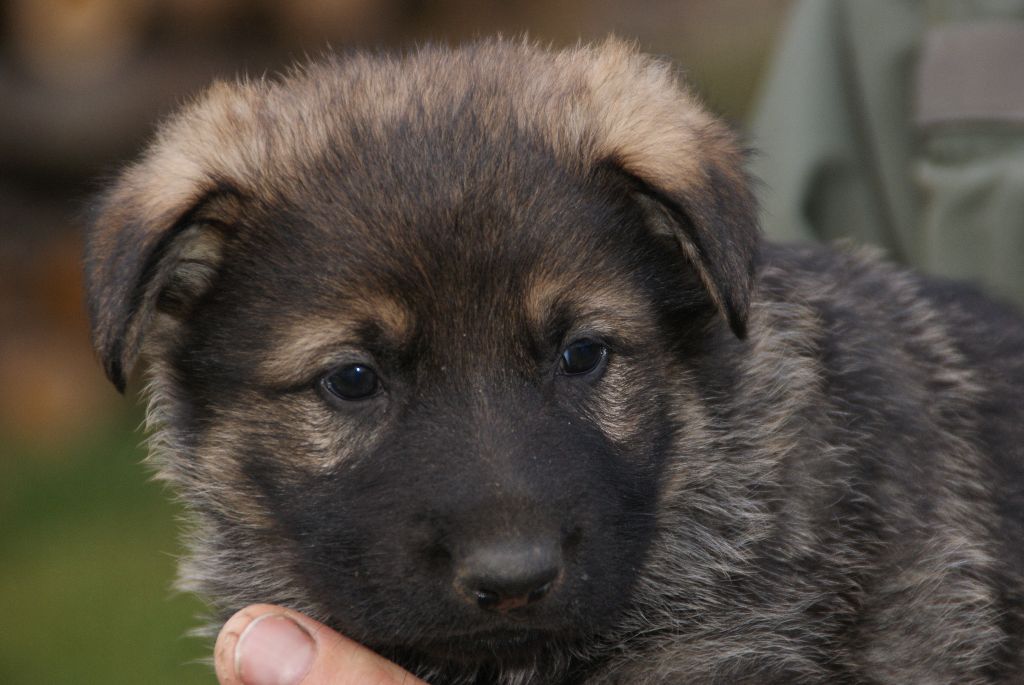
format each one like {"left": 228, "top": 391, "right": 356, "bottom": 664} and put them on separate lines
{"left": 537, "top": 39, "right": 729, "bottom": 187}
{"left": 261, "top": 322, "right": 359, "bottom": 386}
{"left": 525, "top": 267, "right": 658, "bottom": 335}
{"left": 98, "top": 37, "right": 728, "bottom": 234}
{"left": 261, "top": 296, "right": 412, "bottom": 384}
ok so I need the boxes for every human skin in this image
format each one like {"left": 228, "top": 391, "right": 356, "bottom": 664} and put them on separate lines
{"left": 214, "top": 604, "right": 424, "bottom": 685}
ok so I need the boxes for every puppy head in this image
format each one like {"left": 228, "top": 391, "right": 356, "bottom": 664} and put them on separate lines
{"left": 85, "top": 39, "right": 758, "bottom": 676}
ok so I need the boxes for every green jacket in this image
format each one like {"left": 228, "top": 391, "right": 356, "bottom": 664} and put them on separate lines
{"left": 749, "top": 0, "right": 1024, "bottom": 308}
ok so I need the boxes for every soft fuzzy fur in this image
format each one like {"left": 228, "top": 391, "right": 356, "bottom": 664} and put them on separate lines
{"left": 85, "top": 39, "right": 1024, "bottom": 683}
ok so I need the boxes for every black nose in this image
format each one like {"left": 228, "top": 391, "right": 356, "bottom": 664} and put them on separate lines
{"left": 455, "top": 540, "right": 562, "bottom": 612}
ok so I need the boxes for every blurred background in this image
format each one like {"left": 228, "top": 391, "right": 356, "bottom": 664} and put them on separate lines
{"left": 0, "top": 1, "right": 791, "bottom": 682}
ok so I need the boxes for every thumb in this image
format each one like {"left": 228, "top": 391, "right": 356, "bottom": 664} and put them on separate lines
{"left": 215, "top": 604, "right": 426, "bottom": 685}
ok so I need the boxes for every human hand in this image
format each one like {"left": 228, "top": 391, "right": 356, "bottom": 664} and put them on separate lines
{"left": 214, "top": 604, "right": 426, "bottom": 685}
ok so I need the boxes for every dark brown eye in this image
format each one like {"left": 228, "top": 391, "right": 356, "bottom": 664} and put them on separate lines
{"left": 560, "top": 339, "right": 608, "bottom": 376}
{"left": 321, "top": 364, "right": 380, "bottom": 401}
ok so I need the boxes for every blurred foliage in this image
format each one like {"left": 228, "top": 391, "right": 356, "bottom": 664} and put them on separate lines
{"left": 0, "top": 418, "right": 208, "bottom": 684}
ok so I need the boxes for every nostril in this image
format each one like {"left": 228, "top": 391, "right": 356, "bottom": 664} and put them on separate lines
{"left": 470, "top": 570, "right": 557, "bottom": 612}
{"left": 474, "top": 588, "right": 501, "bottom": 610}
{"left": 527, "top": 580, "right": 552, "bottom": 603}
{"left": 470, "top": 577, "right": 556, "bottom": 612}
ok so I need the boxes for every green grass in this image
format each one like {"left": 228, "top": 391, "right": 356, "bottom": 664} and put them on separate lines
{"left": 1, "top": 420, "right": 210, "bottom": 685}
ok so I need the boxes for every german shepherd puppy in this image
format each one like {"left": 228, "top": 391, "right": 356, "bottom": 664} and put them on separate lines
{"left": 85, "top": 39, "right": 1024, "bottom": 683}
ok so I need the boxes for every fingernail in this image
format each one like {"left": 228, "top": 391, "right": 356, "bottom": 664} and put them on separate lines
{"left": 235, "top": 613, "right": 316, "bottom": 685}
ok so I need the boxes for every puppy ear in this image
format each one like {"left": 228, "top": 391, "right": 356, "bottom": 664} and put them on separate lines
{"left": 614, "top": 150, "right": 760, "bottom": 339}
{"left": 84, "top": 182, "right": 231, "bottom": 393}
{"left": 83, "top": 77, "right": 271, "bottom": 392}
{"left": 565, "top": 39, "right": 761, "bottom": 338}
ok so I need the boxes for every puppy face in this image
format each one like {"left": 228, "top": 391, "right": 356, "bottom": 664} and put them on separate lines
{"left": 85, "top": 39, "right": 758, "bottom": 675}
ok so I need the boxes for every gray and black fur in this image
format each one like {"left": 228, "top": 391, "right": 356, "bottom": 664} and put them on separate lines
{"left": 84, "top": 39, "right": 1024, "bottom": 683}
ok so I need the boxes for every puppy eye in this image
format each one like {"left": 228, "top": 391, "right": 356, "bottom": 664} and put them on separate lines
{"left": 320, "top": 364, "right": 380, "bottom": 401}
{"left": 560, "top": 339, "right": 608, "bottom": 376}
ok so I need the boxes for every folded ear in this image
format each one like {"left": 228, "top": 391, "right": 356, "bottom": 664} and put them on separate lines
{"left": 84, "top": 72, "right": 286, "bottom": 393}
{"left": 83, "top": 80, "right": 267, "bottom": 392}
{"left": 84, "top": 181, "right": 231, "bottom": 393}
{"left": 613, "top": 147, "right": 760, "bottom": 339}
{"left": 555, "top": 39, "right": 761, "bottom": 338}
